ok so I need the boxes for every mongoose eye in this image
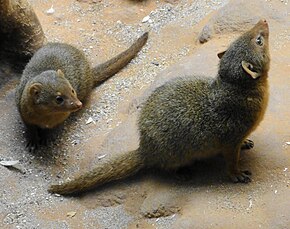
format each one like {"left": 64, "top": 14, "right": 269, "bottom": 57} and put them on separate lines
{"left": 56, "top": 96, "right": 64, "bottom": 104}
{"left": 72, "top": 89, "right": 75, "bottom": 94}
{"left": 255, "top": 35, "right": 264, "bottom": 46}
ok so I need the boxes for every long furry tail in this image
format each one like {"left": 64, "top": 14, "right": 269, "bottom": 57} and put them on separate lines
{"left": 92, "top": 32, "right": 148, "bottom": 86}
{"left": 48, "top": 150, "right": 144, "bottom": 195}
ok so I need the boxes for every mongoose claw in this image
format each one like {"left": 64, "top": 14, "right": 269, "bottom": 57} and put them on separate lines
{"left": 230, "top": 170, "right": 252, "bottom": 183}
{"left": 26, "top": 141, "right": 38, "bottom": 153}
{"left": 39, "top": 137, "right": 48, "bottom": 146}
{"left": 242, "top": 170, "right": 252, "bottom": 175}
{"left": 241, "top": 139, "right": 254, "bottom": 150}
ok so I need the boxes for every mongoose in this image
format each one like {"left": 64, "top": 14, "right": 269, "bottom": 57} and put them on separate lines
{"left": 15, "top": 32, "right": 148, "bottom": 151}
{"left": 49, "top": 19, "right": 270, "bottom": 195}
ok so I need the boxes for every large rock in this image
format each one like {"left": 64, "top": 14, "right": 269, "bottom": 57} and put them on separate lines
{"left": 127, "top": 41, "right": 220, "bottom": 114}
{"left": 198, "top": 0, "right": 290, "bottom": 43}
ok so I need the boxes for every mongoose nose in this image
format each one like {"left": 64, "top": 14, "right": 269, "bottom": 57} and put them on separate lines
{"left": 257, "top": 19, "right": 269, "bottom": 33}
{"left": 76, "top": 100, "right": 82, "bottom": 109}
{"left": 260, "top": 19, "right": 267, "bottom": 25}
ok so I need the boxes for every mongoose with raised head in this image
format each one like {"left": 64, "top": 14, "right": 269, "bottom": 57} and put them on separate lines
{"left": 15, "top": 32, "right": 148, "bottom": 151}
{"left": 49, "top": 19, "right": 270, "bottom": 195}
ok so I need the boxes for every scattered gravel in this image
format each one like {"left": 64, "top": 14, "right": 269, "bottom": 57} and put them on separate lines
{"left": 84, "top": 205, "right": 134, "bottom": 229}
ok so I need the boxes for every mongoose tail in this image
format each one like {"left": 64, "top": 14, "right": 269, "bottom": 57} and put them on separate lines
{"left": 92, "top": 32, "right": 148, "bottom": 86}
{"left": 48, "top": 149, "right": 144, "bottom": 195}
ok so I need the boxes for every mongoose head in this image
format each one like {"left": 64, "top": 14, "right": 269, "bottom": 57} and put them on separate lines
{"left": 217, "top": 19, "right": 270, "bottom": 85}
{"left": 27, "top": 69, "right": 82, "bottom": 114}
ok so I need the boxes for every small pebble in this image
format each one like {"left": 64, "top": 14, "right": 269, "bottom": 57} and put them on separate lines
{"left": 98, "top": 154, "right": 107, "bottom": 160}
{"left": 86, "top": 117, "right": 95, "bottom": 125}
{"left": 46, "top": 5, "right": 55, "bottom": 15}
{"left": 142, "top": 15, "right": 150, "bottom": 23}
{"left": 151, "top": 61, "right": 159, "bottom": 66}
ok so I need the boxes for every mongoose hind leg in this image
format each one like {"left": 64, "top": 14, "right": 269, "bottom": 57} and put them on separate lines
{"left": 223, "top": 145, "right": 252, "bottom": 183}
{"left": 241, "top": 139, "right": 254, "bottom": 150}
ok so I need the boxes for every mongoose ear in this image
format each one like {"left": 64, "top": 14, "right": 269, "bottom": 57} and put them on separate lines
{"left": 29, "top": 83, "right": 42, "bottom": 96}
{"left": 57, "top": 69, "right": 65, "bottom": 78}
{"left": 241, "top": 61, "right": 261, "bottom": 79}
{"left": 217, "top": 50, "right": 226, "bottom": 59}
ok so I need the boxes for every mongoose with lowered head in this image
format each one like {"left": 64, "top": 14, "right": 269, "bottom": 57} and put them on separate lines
{"left": 49, "top": 19, "right": 270, "bottom": 195}
{"left": 15, "top": 32, "right": 148, "bottom": 151}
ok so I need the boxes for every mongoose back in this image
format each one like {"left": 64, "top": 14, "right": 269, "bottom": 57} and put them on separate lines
{"left": 49, "top": 20, "right": 270, "bottom": 195}
{"left": 16, "top": 32, "right": 148, "bottom": 150}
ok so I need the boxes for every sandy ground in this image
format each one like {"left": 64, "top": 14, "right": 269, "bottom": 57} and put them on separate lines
{"left": 0, "top": 0, "right": 289, "bottom": 228}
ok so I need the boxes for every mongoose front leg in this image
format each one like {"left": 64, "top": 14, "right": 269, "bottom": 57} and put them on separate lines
{"left": 241, "top": 139, "right": 254, "bottom": 150}
{"left": 26, "top": 125, "right": 40, "bottom": 152}
{"left": 223, "top": 145, "right": 251, "bottom": 183}
{"left": 173, "top": 166, "right": 195, "bottom": 181}
{"left": 38, "top": 128, "right": 50, "bottom": 146}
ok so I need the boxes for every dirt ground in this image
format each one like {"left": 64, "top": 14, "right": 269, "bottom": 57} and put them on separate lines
{"left": 0, "top": 0, "right": 289, "bottom": 228}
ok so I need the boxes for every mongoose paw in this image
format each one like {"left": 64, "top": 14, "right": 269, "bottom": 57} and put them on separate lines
{"left": 174, "top": 169, "right": 193, "bottom": 181}
{"left": 241, "top": 139, "right": 254, "bottom": 150}
{"left": 230, "top": 170, "right": 252, "bottom": 183}
{"left": 26, "top": 141, "right": 38, "bottom": 153}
